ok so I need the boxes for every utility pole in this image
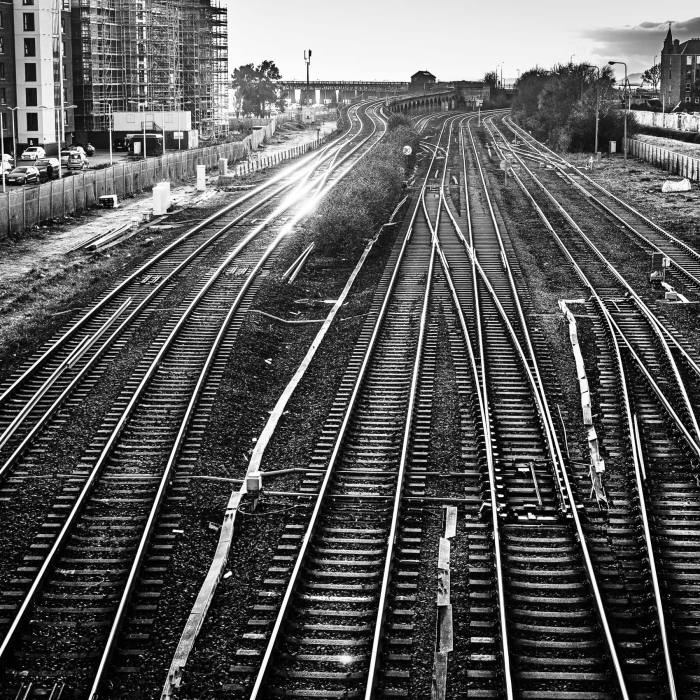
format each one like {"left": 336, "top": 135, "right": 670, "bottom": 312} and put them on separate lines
{"left": 304, "top": 49, "right": 312, "bottom": 110}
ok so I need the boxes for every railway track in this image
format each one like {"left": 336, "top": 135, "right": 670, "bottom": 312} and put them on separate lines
{"left": 474, "top": 113, "right": 700, "bottom": 697}
{"left": 500, "top": 116, "right": 700, "bottom": 296}
{"left": 0, "top": 100, "right": 391, "bottom": 699}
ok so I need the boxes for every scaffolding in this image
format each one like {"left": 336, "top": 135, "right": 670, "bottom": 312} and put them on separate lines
{"left": 71, "top": 0, "right": 225, "bottom": 138}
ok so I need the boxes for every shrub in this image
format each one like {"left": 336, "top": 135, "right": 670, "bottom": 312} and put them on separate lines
{"left": 305, "top": 126, "right": 417, "bottom": 257}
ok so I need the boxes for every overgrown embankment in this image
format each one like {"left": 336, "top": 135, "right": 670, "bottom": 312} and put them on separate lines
{"left": 302, "top": 114, "right": 418, "bottom": 257}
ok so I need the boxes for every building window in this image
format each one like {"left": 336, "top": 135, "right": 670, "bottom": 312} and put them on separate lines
{"left": 26, "top": 112, "right": 38, "bottom": 131}
{"left": 25, "top": 63, "right": 36, "bottom": 82}
{"left": 0, "top": 88, "right": 5, "bottom": 104}
{"left": 688, "top": 56, "right": 693, "bottom": 65}
{"left": 687, "top": 83, "right": 691, "bottom": 92}
{"left": 23, "top": 13, "right": 35, "bottom": 31}
{"left": 686, "top": 96, "right": 691, "bottom": 103}
{"left": 24, "top": 38, "right": 36, "bottom": 56}
{"left": 1, "top": 113, "right": 6, "bottom": 130}
{"left": 0, "top": 64, "right": 5, "bottom": 80}
{"left": 22, "top": 0, "right": 34, "bottom": 4}
{"left": 62, "top": 40, "right": 66, "bottom": 57}
{"left": 696, "top": 97, "right": 700, "bottom": 104}
{"left": 0, "top": 12, "right": 4, "bottom": 28}
{"left": 61, "top": 17, "right": 65, "bottom": 32}
{"left": 0, "top": 38, "right": 4, "bottom": 54}
{"left": 26, "top": 87, "right": 37, "bottom": 106}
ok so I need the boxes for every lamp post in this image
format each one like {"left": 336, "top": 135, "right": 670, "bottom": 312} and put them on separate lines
{"left": 1, "top": 110, "right": 6, "bottom": 193}
{"left": 582, "top": 64, "right": 601, "bottom": 160}
{"left": 304, "top": 49, "right": 312, "bottom": 111}
{"left": 608, "top": 61, "right": 628, "bottom": 161}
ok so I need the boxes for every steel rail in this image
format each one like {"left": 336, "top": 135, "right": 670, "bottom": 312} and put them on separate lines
{"left": 0, "top": 102, "right": 367, "bottom": 412}
{"left": 453, "top": 113, "right": 515, "bottom": 697}
{"left": 90, "top": 102, "right": 393, "bottom": 698}
{"left": 0, "top": 103, "right": 386, "bottom": 483}
{"left": 501, "top": 123, "right": 700, "bottom": 407}
{"left": 458, "top": 114, "right": 632, "bottom": 700}
{"left": 499, "top": 118, "right": 700, "bottom": 375}
{"left": 487, "top": 115, "right": 680, "bottom": 695}
{"left": 502, "top": 116, "right": 700, "bottom": 282}
{"left": 248, "top": 111, "right": 449, "bottom": 700}
{"left": 0, "top": 102, "right": 388, "bottom": 682}
{"left": 487, "top": 116, "right": 700, "bottom": 450}
{"left": 463, "top": 118, "right": 571, "bottom": 515}
{"left": 364, "top": 177, "right": 438, "bottom": 700}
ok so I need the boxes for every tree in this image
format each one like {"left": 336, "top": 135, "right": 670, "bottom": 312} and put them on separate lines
{"left": 232, "top": 60, "right": 282, "bottom": 117}
{"left": 641, "top": 63, "right": 661, "bottom": 91}
{"left": 483, "top": 71, "right": 498, "bottom": 87}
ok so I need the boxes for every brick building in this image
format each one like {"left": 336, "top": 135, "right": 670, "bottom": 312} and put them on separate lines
{"left": 410, "top": 70, "right": 436, "bottom": 92}
{"left": 661, "top": 25, "right": 700, "bottom": 111}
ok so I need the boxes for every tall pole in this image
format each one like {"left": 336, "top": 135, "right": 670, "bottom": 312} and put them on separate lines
{"left": 108, "top": 103, "right": 113, "bottom": 166}
{"left": 609, "top": 61, "right": 628, "bottom": 163}
{"left": 1, "top": 112, "right": 6, "bottom": 193}
{"left": 143, "top": 102, "right": 146, "bottom": 160}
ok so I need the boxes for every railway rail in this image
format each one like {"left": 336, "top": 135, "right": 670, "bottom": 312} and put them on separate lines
{"left": 500, "top": 117, "right": 700, "bottom": 296}
{"left": 3, "top": 101, "right": 699, "bottom": 700}
{"left": 0, "top": 100, "right": 390, "bottom": 699}
{"left": 474, "top": 112, "right": 700, "bottom": 697}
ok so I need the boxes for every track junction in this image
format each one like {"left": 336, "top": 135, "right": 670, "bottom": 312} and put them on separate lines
{"left": 1, "top": 102, "right": 699, "bottom": 700}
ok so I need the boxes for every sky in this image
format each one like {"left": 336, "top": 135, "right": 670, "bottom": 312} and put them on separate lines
{"left": 227, "top": 1, "right": 698, "bottom": 84}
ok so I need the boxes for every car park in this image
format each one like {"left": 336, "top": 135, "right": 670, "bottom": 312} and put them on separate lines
{"left": 34, "top": 158, "right": 61, "bottom": 181}
{"left": 67, "top": 151, "right": 89, "bottom": 170}
{"left": 20, "top": 146, "right": 46, "bottom": 161}
{"left": 6, "top": 166, "right": 40, "bottom": 185}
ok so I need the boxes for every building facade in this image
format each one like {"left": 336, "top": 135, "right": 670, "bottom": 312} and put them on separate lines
{"left": 0, "top": 0, "right": 73, "bottom": 156}
{"left": 410, "top": 70, "right": 436, "bottom": 92}
{"left": 661, "top": 26, "right": 700, "bottom": 111}
{"left": 70, "top": 0, "right": 228, "bottom": 146}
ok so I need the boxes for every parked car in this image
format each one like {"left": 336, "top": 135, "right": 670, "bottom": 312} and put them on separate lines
{"left": 67, "top": 151, "right": 89, "bottom": 170}
{"left": 83, "top": 143, "right": 95, "bottom": 156}
{"left": 20, "top": 146, "right": 46, "bottom": 161}
{"left": 113, "top": 137, "right": 128, "bottom": 151}
{"left": 34, "top": 157, "right": 61, "bottom": 180}
{"left": 6, "top": 166, "right": 40, "bottom": 185}
{"left": 61, "top": 145, "right": 86, "bottom": 165}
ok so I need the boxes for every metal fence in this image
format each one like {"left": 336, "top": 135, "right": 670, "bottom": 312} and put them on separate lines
{"left": 0, "top": 119, "right": 276, "bottom": 236}
{"left": 627, "top": 137, "right": 700, "bottom": 181}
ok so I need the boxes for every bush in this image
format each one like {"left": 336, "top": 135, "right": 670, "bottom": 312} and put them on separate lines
{"left": 305, "top": 125, "right": 417, "bottom": 257}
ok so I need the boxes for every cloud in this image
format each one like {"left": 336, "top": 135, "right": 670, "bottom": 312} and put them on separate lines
{"left": 580, "top": 16, "right": 700, "bottom": 66}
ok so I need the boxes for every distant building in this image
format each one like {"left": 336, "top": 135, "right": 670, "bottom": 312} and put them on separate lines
{"left": 661, "top": 25, "right": 700, "bottom": 110}
{"left": 410, "top": 70, "right": 436, "bottom": 92}
{"left": 0, "top": 0, "right": 74, "bottom": 156}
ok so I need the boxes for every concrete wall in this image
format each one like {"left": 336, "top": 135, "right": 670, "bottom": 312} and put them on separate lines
{"left": 633, "top": 109, "right": 700, "bottom": 132}
{"left": 627, "top": 136, "right": 700, "bottom": 181}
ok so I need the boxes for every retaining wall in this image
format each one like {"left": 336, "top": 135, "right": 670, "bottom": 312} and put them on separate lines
{"left": 627, "top": 137, "right": 700, "bottom": 181}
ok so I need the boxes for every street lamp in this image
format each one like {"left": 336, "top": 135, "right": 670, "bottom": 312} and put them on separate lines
{"left": 608, "top": 61, "right": 628, "bottom": 162}
{"left": 582, "top": 64, "right": 601, "bottom": 160}
{"left": 0, "top": 110, "right": 6, "bottom": 193}
{"left": 304, "top": 49, "right": 312, "bottom": 111}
